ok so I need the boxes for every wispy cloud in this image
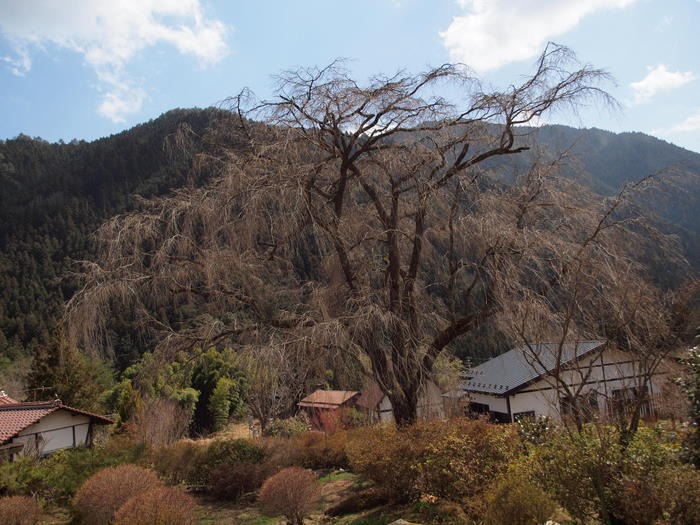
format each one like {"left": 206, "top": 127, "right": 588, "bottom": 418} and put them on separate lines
{"left": 0, "top": 0, "right": 230, "bottom": 122}
{"left": 440, "top": 0, "right": 639, "bottom": 73}
{"left": 629, "top": 65, "right": 695, "bottom": 105}
{"left": 666, "top": 108, "right": 700, "bottom": 133}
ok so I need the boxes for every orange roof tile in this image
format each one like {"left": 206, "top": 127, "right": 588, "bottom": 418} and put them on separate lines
{"left": 0, "top": 394, "right": 20, "bottom": 405}
{"left": 0, "top": 401, "right": 113, "bottom": 445}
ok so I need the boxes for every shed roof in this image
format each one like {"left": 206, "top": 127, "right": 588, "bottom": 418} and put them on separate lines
{"left": 0, "top": 400, "right": 113, "bottom": 445}
{"left": 298, "top": 390, "right": 359, "bottom": 410}
{"left": 463, "top": 340, "right": 606, "bottom": 396}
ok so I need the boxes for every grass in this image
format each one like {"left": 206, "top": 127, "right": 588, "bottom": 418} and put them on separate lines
{"left": 319, "top": 470, "right": 355, "bottom": 484}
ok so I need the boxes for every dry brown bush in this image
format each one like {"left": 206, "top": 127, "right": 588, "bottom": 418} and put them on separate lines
{"left": 209, "top": 461, "right": 274, "bottom": 501}
{"left": 294, "top": 431, "right": 350, "bottom": 470}
{"left": 72, "top": 464, "right": 162, "bottom": 525}
{"left": 0, "top": 495, "right": 41, "bottom": 525}
{"left": 131, "top": 396, "right": 192, "bottom": 448}
{"left": 258, "top": 467, "right": 319, "bottom": 525}
{"left": 151, "top": 439, "right": 207, "bottom": 486}
{"left": 113, "top": 486, "right": 196, "bottom": 525}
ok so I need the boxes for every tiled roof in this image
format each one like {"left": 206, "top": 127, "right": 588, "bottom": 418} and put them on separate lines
{"left": 463, "top": 340, "right": 607, "bottom": 395}
{"left": 0, "top": 400, "right": 113, "bottom": 445}
{"left": 298, "top": 390, "right": 359, "bottom": 409}
{"left": 0, "top": 394, "right": 20, "bottom": 405}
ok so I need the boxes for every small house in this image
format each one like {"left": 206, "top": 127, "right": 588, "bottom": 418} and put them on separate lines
{"left": 298, "top": 390, "right": 360, "bottom": 431}
{"left": 462, "top": 340, "right": 667, "bottom": 423}
{"left": 0, "top": 394, "right": 113, "bottom": 461}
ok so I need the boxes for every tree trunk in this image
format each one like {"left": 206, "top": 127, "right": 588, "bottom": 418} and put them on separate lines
{"left": 387, "top": 388, "right": 419, "bottom": 427}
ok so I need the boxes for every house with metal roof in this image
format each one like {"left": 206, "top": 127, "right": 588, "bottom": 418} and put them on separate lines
{"left": 0, "top": 393, "right": 113, "bottom": 460}
{"left": 461, "top": 341, "right": 667, "bottom": 423}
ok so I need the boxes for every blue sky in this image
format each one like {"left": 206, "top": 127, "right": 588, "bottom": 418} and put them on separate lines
{"left": 1, "top": 0, "right": 699, "bottom": 153}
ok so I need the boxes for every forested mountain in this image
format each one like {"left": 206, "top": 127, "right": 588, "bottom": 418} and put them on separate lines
{"left": 0, "top": 111, "right": 697, "bottom": 367}
{"left": 0, "top": 108, "right": 224, "bottom": 358}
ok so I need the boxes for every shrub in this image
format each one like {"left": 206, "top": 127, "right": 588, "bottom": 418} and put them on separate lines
{"left": 263, "top": 414, "right": 310, "bottom": 438}
{"left": 152, "top": 437, "right": 266, "bottom": 489}
{"left": 296, "top": 431, "right": 350, "bottom": 470}
{"left": 0, "top": 441, "right": 143, "bottom": 504}
{"left": 346, "top": 418, "right": 520, "bottom": 509}
{"left": 529, "top": 424, "right": 622, "bottom": 522}
{"left": 72, "top": 464, "right": 162, "bottom": 525}
{"left": 258, "top": 467, "right": 320, "bottom": 525}
{"left": 0, "top": 495, "right": 41, "bottom": 525}
{"left": 656, "top": 465, "right": 700, "bottom": 525}
{"left": 260, "top": 436, "right": 306, "bottom": 469}
{"left": 151, "top": 439, "right": 206, "bottom": 486}
{"left": 528, "top": 423, "right": 688, "bottom": 524}
{"left": 209, "top": 461, "right": 274, "bottom": 501}
{"left": 113, "top": 486, "right": 196, "bottom": 525}
{"left": 483, "top": 474, "right": 557, "bottom": 525}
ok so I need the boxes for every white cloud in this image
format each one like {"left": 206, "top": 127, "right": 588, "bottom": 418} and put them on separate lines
{"left": 670, "top": 111, "right": 700, "bottom": 133}
{"left": 0, "top": 0, "right": 230, "bottom": 122}
{"left": 440, "top": 0, "right": 639, "bottom": 73}
{"left": 629, "top": 65, "right": 695, "bottom": 105}
{"left": 1, "top": 42, "right": 31, "bottom": 76}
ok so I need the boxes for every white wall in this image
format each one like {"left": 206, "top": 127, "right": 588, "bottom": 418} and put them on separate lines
{"left": 467, "top": 348, "right": 668, "bottom": 422}
{"left": 12, "top": 410, "right": 92, "bottom": 456}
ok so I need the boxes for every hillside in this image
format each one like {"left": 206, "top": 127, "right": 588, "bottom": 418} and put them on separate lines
{"left": 0, "top": 114, "right": 697, "bottom": 365}
{"left": 0, "top": 108, "right": 224, "bottom": 358}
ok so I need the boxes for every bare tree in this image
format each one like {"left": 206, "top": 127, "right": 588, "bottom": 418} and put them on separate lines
{"left": 501, "top": 174, "right": 695, "bottom": 439}
{"left": 68, "top": 44, "right": 638, "bottom": 426}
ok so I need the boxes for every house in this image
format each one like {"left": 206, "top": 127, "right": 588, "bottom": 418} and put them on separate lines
{"left": 357, "top": 380, "right": 446, "bottom": 424}
{"left": 298, "top": 390, "right": 360, "bottom": 431}
{"left": 461, "top": 340, "right": 667, "bottom": 423}
{"left": 0, "top": 393, "right": 113, "bottom": 461}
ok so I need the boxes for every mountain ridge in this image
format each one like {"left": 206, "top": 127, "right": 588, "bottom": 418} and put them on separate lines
{"left": 0, "top": 109, "right": 697, "bottom": 362}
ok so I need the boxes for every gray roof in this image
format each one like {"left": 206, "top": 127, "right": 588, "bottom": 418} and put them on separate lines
{"left": 462, "top": 340, "right": 606, "bottom": 395}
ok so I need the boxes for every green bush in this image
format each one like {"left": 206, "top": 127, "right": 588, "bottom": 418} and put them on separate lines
{"left": 263, "top": 415, "right": 310, "bottom": 438}
{"left": 483, "top": 473, "right": 557, "bottom": 525}
{"left": 528, "top": 424, "right": 622, "bottom": 522}
{"left": 0, "top": 440, "right": 143, "bottom": 503}
{"left": 656, "top": 465, "right": 700, "bottom": 525}
{"left": 0, "top": 495, "right": 41, "bottom": 525}
{"left": 72, "top": 464, "right": 162, "bottom": 525}
{"left": 346, "top": 418, "right": 520, "bottom": 511}
{"left": 528, "top": 423, "right": 689, "bottom": 524}
{"left": 113, "top": 486, "right": 196, "bottom": 525}
{"left": 152, "top": 437, "right": 266, "bottom": 490}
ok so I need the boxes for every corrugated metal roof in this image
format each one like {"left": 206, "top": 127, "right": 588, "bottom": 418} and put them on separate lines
{"left": 462, "top": 340, "right": 606, "bottom": 395}
{"left": 298, "top": 390, "right": 359, "bottom": 409}
{"left": 0, "top": 400, "right": 114, "bottom": 445}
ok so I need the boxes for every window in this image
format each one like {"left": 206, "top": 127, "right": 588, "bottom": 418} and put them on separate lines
{"left": 608, "top": 387, "right": 651, "bottom": 419}
{"left": 468, "top": 402, "right": 489, "bottom": 415}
